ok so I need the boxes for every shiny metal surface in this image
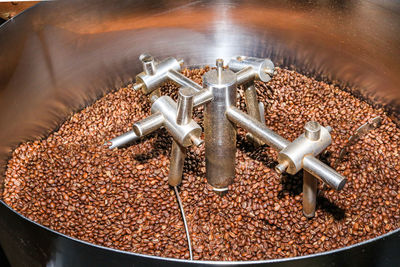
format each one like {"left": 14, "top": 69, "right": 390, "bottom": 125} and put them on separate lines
{"left": 107, "top": 130, "right": 139, "bottom": 149}
{"left": 303, "top": 156, "right": 347, "bottom": 191}
{"left": 169, "top": 87, "right": 195, "bottom": 186}
{"left": 228, "top": 56, "right": 274, "bottom": 146}
{"left": 169, "top": 142, "right": 186, "bottom": 186}
{"left": 278, "top": 123, "right": 331, "bottom": 175}
{"left": 140, "top": 53, "right": 157, "bottom": 76}
{"left": 226, "top": 107, "right": 290, "bottom": 150}
{"left": 0, "top": 0, "right": 400, "bottom": 266}
{"left": 235, "top": 67, "right": 255, "bottom": 85}
{"left": 109, "top": 113, "right": 164, "bottom": 149}
{"left": 302, "top": 170, "right": 317, "bottom": 218}
{"left": 176, "top": 87, "right": 195, "bottom": 125}
{"left": 151, "top": 96, "right": 201, "bottom": 147}
{"left": 244, "top": 84, "right": 262, "bottom": 124}
{"left": 168, "top": 69, "right": 203, "bottom": 92}
{"left": 137, "top": 56, "right": 182, "bottom": 94}
{"left": 304, "top": 121, "right": 321, "bottom": 141}
{"left": 244, "top": 84, "right": 264, "bottom": 146}
{"left": 133, "top": 113, "right": 164, "bottom": 136}
{"left": 203, "top": 63, "right": 237, "bottom": 190}
{"left": 337, "top": 116, "right": 383, "bottom": 165}
{"left": 193, "top": 89, "right": 213, "bottom": 107}
{"left": 276, "top": 121, "right": 346, "bottom": 216}
{"left": 228, "top": 56, "right": 274, "bottom": 83}
{"left": 226, "top": 110, "right": 345, "bottom": 192}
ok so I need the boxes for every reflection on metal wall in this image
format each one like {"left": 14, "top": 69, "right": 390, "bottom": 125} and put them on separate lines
{"left": 0, "top": 0, "right": 400, "bottom": 266}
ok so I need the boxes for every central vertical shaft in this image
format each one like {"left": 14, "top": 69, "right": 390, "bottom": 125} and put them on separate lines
{"left": 203, "top": 59, "right": 237, "bottom": 194}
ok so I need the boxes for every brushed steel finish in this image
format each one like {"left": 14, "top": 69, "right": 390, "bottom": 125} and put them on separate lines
{"left": 151, "top": 96, "right": 201, "bottom": 147}
{"left": 136, "top": 57, "right": 181, "bottom": 94}
{"left": 132, "top": 113, "right": 165, "bottom": 136}
{"left": 176, "top": 87, "right": 195, "bottom": 125}
{"left": 226, "top": 108, "right": 345, "bottom": 191}
{"left": 140, "top": 53, "right": 156, "bottom": 76}
{"left": 244, "top": 83, "right": 264, "bottom": 146}
{"left": 244, "top": 84, "right": 262, "bottom": 123}
{"left": 203, "top": 63, "right": 237, "bottom": 190}
{"left": 169, "top": 87, "right": 195, "bottom": 186}
{"left": 228, "top": 56, "right": 274, "bottom": 82}
{"left": 169, "top": 142, "right": 186, "bottom": 187}
{"left": 167, "top": 69, "right": 203, "bottom": 93}
{"left": 303, "top": 169, "right": 318, "bottom": 218}
{"left": 304, "top": 121, "right": 321, "bottom": 141}
{"left": 235, "top": 67, "right": 255, "bottom": 85}
{"left": 228, "top": 56, "right": 275, "bottom": 146}
{"left": 226, "top": 107, "right": 290, "bottom": 150}
{"left": 193, "top": 89, "right": 213, "bottom": 107}
{"left": 278, "top": 123, "right": 332, "bottom": 175}
{"left": 107, "top": 130, "right": 139, "bottom": 149}
{"left": 303, "top": 156, "right": 347, "bottom": 191}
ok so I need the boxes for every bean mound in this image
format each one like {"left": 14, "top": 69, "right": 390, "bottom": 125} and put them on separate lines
{"left": 3, "top": 67, "right": 400, "bottom": 260}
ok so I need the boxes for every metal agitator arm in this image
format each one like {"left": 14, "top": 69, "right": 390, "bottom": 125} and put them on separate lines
{"left": 106, "top": 54, "right": 347, "bottom": 218}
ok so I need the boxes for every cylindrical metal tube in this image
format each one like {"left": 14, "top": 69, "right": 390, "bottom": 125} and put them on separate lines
{"left": 258, "top": 102, "right": 265, "bottom": 124}
{"left": 235, "top": 66, "right": 255, "bottom": 85}
{"left": 132, "top": 113, "right": 164, "bottom": 136}
{"left": 244, "top": 84, "right": 262, "bottom": 122}
{"left": 136, "top": 57, "right": 181, "bottom": 94}
{"left": 151, "top": 96, "right": 201, "bottom": 147}
{"left": 244, "top": 83, "right": 263, "bottom": 146}
{"left": 167, "top": 69, "right": 203, "bottom": 92}
{"left": 278, "top": 124, "right": 332, "bottom": 174}
{"left": 107, "top": 111, "right": 165, "bottom": 149}
{"left": 203, "top": 67, "right": 237, "bottom": 190}
{"left": 193, "top": 89, "right": 213, "bottom": 107}
{"left": 226, "top": 107, "right": 290, "bottom": 150}
{"left": 304, "top": 121, "right": 321, "bottom": 141}
{"left": 226, "top": 107, "right": 345, "bottom": 191}
{"left": 228, "top": 56, "right": 275, "bottom": 82}
{"left": 107, "top": 130, "right": 140, "bottom": 149}
{"left": 168, "top": 141, "right": 186, "bottom": 186}
{"left": 149, "top": 88, "right": 161, "bottom": 103}
{"left": 176, "top": 87, "right": 194, "bottom": 125}
{"left": 139, "top": 54, "right": 156, "bottom": 75}
{"left": 275, "top": 161, "right": 289, "bottom": 174}
{"left": 303, "top": 169, "right": 318, "bottom": 218}
{"left": 303, "top": 155, "right": 347, "bottom": 191}
{"left": 216, "top": 58, "right": 223, "bottom": 81}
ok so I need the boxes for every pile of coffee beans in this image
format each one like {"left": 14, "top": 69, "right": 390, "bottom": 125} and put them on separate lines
{"left": 3, "top": 67, "right": 400, "bottom": 260}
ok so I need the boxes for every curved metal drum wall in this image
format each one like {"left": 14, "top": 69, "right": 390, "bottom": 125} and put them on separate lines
{"left": 0, "top": 0, "right": 399, "bottom": 266}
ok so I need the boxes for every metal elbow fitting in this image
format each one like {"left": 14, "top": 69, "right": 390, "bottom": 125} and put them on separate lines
{"left": 277, "top": 121, "right": 332, "bottom": 175}
{"left": 135, "top": 54, "right": 182, "bottom": 95}
{"left": 150, "top": 95, "right": 202, "bottom": 147}
{"left": 228, "top": 55, "right": 275, "bottom": 84}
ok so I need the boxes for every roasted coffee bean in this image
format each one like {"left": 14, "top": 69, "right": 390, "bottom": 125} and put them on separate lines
{"left": 3, "top": 67, "right": 400, "bottom": 260}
